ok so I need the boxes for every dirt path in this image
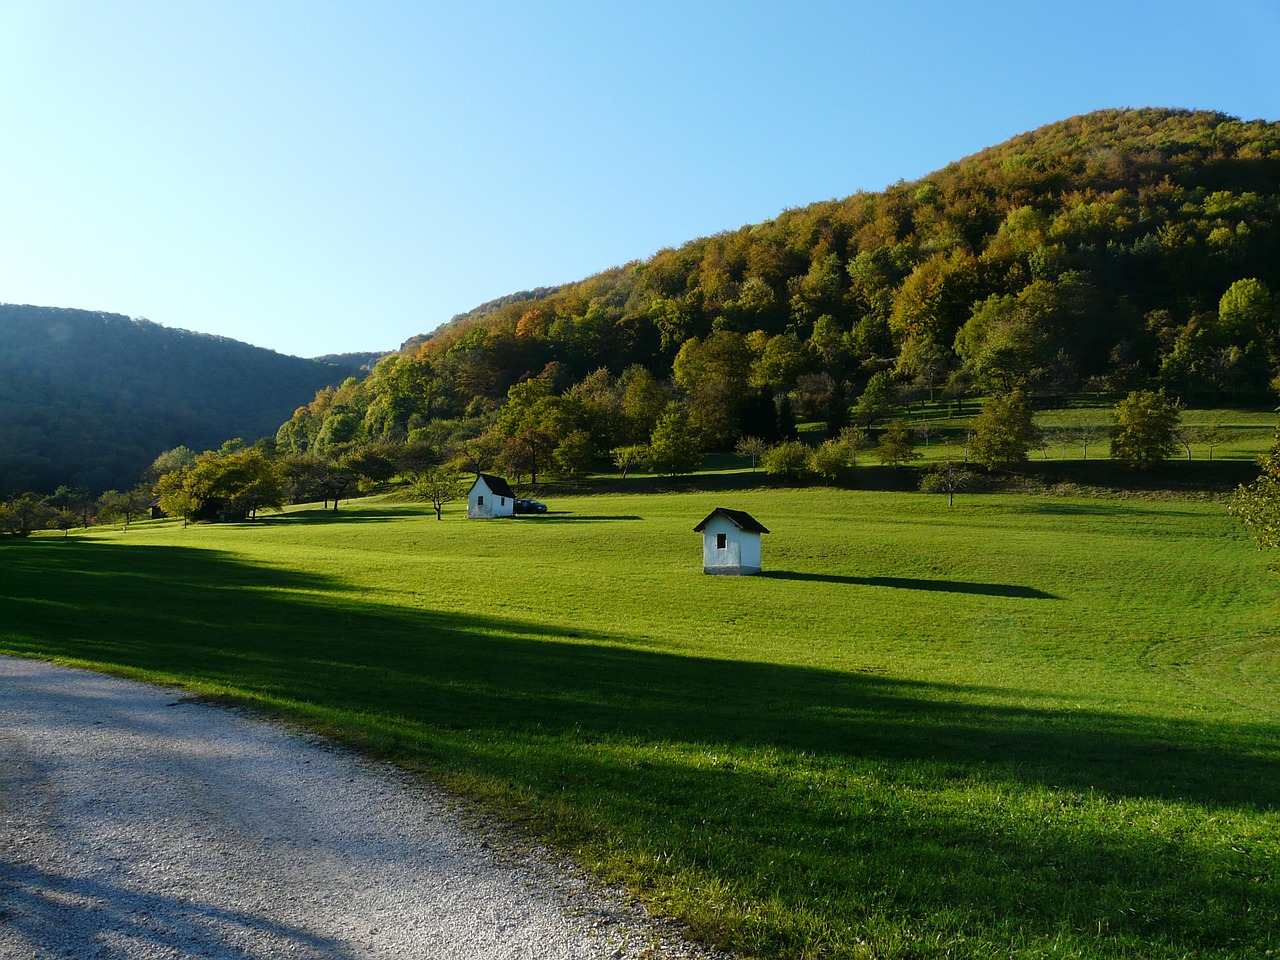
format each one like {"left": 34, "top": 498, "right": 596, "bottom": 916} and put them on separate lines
{"left": 0, "top": 657, "right": 722, "bottom": 960}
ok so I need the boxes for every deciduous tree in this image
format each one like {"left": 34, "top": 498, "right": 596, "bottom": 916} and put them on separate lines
{"left": 969, "top": 391, "right": 1037, "bottom": 468}
{"left": 1111, "top": 390, "right": 1181, "bottom": 470}
{"left": 1228, "top": 425, "right": 1280, "bottom": 570}
{"left": 762, "top": 440, "right": 812, "bottom": 481}
{"left": 411, "top": 466, "right": 465, "bottom": 520}
{"left": 919, "top": 458, "right": 975, "bottom": 506}
{"left": 0, "top": 493, "right": 51, "bottom": 535}
{"left": 876, "top": 420, "right": 921, "bottom": 468}
{"left": 647, "top": 403, "right": 702, "bottom": 476}
{"left": 611, "top": 444, "right": 648, "bottom": 479}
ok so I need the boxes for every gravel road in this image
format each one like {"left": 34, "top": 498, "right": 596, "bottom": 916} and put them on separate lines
{"left": 0, "top": 657, "right": 728, "bottom": 960}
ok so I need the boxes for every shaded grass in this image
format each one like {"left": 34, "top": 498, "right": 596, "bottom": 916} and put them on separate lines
{"left": 3, "top": 490, "right": 1279, "bottom": 959}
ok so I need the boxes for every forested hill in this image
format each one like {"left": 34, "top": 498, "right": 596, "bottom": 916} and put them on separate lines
{"left": 275, "top": 108, "right": 1280, "bottom": 466}
{"left": 0, "top": 305, "right": 368, "bottom": 495}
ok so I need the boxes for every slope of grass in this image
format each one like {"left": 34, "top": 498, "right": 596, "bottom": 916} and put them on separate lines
{"left": 897, "top": 400, "right": 1277, "bottom": 466}
{"left": 3, "top": 489, "right": 1278, "bottom": 959}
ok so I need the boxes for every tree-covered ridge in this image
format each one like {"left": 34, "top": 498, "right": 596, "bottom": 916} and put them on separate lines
{"left": 0, "top": 305, "right": 367, "bottom": 495}
{"left": 276, "top": 108, "right": 1279, "bottom": 471}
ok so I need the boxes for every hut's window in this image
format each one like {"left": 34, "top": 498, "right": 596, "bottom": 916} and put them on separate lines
{"left": 501, "top": 498, "right": 506, "bottom": 505}
{"left": 477, "top": 496, "right": 484, "bottom": 506}
{"left": 716, "top": 533, "right": 727, "bottom": 549}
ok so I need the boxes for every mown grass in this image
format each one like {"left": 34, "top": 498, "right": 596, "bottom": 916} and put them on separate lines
{"left": 894, "top": 399, "right": 1278, "bottom": 466}
{"left": 3, "top": 489, "right": 1278, "bottom": 959}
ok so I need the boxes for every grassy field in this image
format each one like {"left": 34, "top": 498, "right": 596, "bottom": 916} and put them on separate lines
{"left": 896, "top": 400, "right": 1279, "bottom": 466}
{"left": 3, "top": 488, "right": 1279, "bottom": 959}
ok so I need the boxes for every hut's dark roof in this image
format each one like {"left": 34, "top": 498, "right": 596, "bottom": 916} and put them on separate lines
{"left": 472, "top": 473, "right": 517, "bottom": 499}
{"left": 693, "top": 507, "right": 770, "bottom": 535}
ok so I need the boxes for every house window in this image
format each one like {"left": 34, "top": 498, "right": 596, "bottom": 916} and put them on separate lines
{"left": 501, "top": 497, "right": 506, "bottom": 505}
{"left": 716, "top": 533, "right": 727, "bottom": 549}
{"left": 477, "top": 495, "right": 484, "bottom": 506}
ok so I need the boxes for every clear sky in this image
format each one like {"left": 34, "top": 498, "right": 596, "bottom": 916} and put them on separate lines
{"left": 1, "top": 1, "right": 1277, "bottom": 358}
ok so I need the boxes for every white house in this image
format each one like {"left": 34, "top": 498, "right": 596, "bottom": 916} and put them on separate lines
{"left": 467, "top": 473, "right": 517, "bottom": 519}
{"left": 693, "top": 507, "right": 769, "bottom": 575}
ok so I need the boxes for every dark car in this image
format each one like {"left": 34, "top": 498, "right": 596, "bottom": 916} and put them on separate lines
{"left": 514, "top": 498, "right": 547, "bottom": 514}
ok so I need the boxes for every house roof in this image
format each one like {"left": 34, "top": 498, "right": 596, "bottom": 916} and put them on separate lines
{"left": 693, "top": 507, "right": 770, "bottom": 535}
{"left": 470, "top": 473, "right": 517, "bottom": 499}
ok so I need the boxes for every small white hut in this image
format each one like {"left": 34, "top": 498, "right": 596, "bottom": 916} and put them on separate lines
{"left": 467, "top": 473, "right": 517, "bottom": 519}
{"left": 694, "top": 507, "right": 770, "bottom": 575}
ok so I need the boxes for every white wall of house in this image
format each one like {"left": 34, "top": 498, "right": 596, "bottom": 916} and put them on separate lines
{"left": 701, "top": 516, "right": 762, "bottom": 575}
{"left": 467, "top": 478, "right": 514, "bottom": 518}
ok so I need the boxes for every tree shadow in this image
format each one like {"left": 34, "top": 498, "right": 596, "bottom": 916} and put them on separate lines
{"left": 262, "top": 507, "right": 426, "bottom": 525}
{"left": 762, "top": 570, "right": 1060, "bottom": 599}
{"left": 0, "top": 541, "right": 1266, "bottom": 808}
{"left": 531, "top": 513, "right": 644, "bottom": 522}
{"left": 0, "top": 862, "right": 358, "bottom": 960}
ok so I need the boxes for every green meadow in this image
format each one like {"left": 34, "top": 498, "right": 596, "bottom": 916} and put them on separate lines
{"left": 3, "top": 488, "right": 1278, "bottom": 959}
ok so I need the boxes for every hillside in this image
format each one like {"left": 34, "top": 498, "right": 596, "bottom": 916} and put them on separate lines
{"left": 0, "top": 305, "right": 368, "bottom": 495}
{"left": 275, "top": 108, "right": 1280, "bottom": 465}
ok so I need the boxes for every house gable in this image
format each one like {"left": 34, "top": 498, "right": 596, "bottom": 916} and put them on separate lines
{"left": 693, "top": 507, "right": 770, "bottom": 535}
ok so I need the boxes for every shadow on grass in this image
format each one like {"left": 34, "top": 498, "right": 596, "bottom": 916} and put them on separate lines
{"left": 2, "top": 538, "right": 1276, "bottom": 956}
{"left": 0, "top": 541, "right": 1270, "bottom": 811}
{"left": 531, "top": 513, "right": 644, "bottom": 523}
{"left": 264, "top": 507, "right": 426, "bottom": 525}
{"left": 761, "top": 570, "right": 1060, "bottom": 599}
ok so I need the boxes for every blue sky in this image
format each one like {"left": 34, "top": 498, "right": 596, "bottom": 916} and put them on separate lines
{"left": 1, "top": 1, "right": 1277, "bottom": 357}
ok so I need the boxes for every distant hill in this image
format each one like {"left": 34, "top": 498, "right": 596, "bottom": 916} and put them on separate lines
{"left": 311, "top": 350, "right": 390, "bottom": 372}
{"left": 0, "top": 305, "right": 369, "bottom": 495}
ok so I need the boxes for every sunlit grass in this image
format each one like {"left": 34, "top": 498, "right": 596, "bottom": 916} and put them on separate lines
{"left": 3, "top": 488, "right": 1278, "bottom": 959}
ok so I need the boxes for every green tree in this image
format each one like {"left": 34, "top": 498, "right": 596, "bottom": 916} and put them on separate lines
{"left": 647, "top": 403, "right": 702, "bottom": 476}
{"left": 969, "top": 391, "right": 1037, "bottom": 468}
{"left": 146, "top": 446, "right": 197, "bottom": 481}
{"left": 611, "top": 444, "right": 648, "bottom": 479}
{"left": 672, "top": 331, "right": 753, "bottom": 447}
{"left": 762, "top": 440, "right": 812, "bottom": 481}
{"left": 1228, "top": 425, "right": 1280, "bottom": 570}
{"left": 619, "top": 365, "right": 670, "bottom": 443}
{"left": 155, "top": 470, "right": 199, "bottom": 526}
{"left": 876, "top": 420, "right": 921, "bottom": 468}
{"left": 809, "top": 437, "right": 855, "bottom": 480}
{"left": 1111, "top": 390, "right": 1181, "bottom": 469}
{"left": 553, "top": 429, "right": 595, "bottom": 479}
{"left": 837, "top": 425, "right": 869, "bottom": 467}
{"left": 176, "top": 449, "right": 284, "bottom": 519}
{"left": 919, "top": 458, "right": 975, "bottom": 506}
{"left": 1218, "top": 278, "right": 1274, "bottom": 349}
{"left": 852, "top": 371, "right": 896, "bottom": 428}
{"left": 750, "top": 333, "right": 808, "bottom": 391}
{"left": 50, "top": 508, "right": 79, "bottom": 536}
{"left": 411, "top": 466, "right": 465, "bottom": 520}
{"left": 47, "top": 485, "right": 92, "bottom": 528}
{"left": 346, "top": 447, "right": 397, "bottom": 492}
{"left": 456, "top": 427, "right": 506, "bottom": 477}
{"left": 0, "top": 493, "right": 52, "bottom": 535}
{"left": 895, "top": 337, "right": 950, "bottom": 401}
{"left": 97, "top": 484, "right": 153, "bottom": 527}
{"left": 276, "top": 454, "right": 330, "bottom": 505}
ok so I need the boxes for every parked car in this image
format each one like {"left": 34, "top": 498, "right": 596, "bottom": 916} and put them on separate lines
{"left": 514, "top": 498, "right": 547, "bottom": 514}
